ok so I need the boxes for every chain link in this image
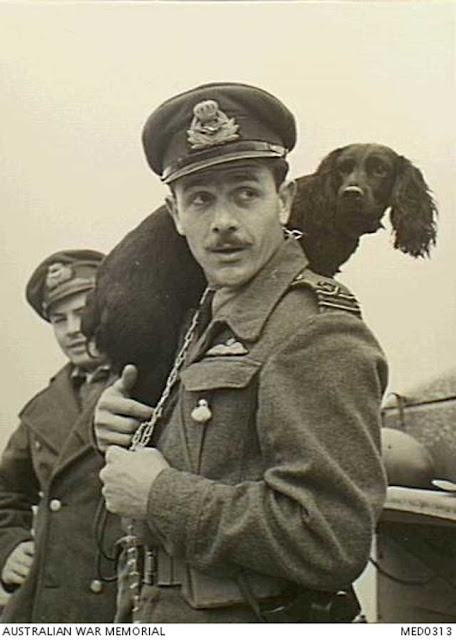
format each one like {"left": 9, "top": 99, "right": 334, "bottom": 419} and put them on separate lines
{"left": 283, "top": 227, "right": 304, "bottom": 241}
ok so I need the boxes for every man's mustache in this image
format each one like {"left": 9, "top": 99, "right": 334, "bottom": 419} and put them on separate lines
{"left": 207, "top": 235, "right": 252, "bottom": 252}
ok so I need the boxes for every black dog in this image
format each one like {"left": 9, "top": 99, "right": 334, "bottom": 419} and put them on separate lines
{"left": 290, "top": 143, "right": 437, "bottom": 275}
{"left": 82, "top": 144, "right": 437, "bottom": 403}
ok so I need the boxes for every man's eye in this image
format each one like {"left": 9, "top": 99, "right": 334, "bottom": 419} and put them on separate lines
{"left": 189, "top": 192, "right": 212, "bottom": 207}
{"left": 236, "top": 187, "right": 258, "bottom": 202}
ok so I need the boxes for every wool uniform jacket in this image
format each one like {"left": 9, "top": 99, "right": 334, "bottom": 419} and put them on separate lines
{"left": 0, "top": 364, "right": 121, "bottom": 623}
{"left": 129, "top": 238, "right": 389, "bottom": 622}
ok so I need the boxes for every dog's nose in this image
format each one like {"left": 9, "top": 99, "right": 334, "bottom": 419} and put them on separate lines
{"left": 342, "top": 186, "right": 364, "bottom": 199}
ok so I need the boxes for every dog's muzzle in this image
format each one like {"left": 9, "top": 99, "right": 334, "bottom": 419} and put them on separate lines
{"left": 341, "top": 186, "right": 364, "bottom": 199}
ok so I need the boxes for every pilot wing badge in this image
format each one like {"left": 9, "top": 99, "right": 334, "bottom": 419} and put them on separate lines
{"left": 206, "top": 337, "right": 249, "bottom": 357}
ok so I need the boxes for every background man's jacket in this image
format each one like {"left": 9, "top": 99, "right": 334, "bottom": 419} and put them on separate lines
{"left": 0, "top": 364, "right": 121, "bottom": 623}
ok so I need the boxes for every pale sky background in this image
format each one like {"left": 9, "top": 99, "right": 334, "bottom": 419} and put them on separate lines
{"left": 1, "top": 0, "right": 455, "bottom": 455}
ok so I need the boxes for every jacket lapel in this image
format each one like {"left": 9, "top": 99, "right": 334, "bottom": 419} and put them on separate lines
{"left": 52, "top": 372, "right": 116, "bottom": 477}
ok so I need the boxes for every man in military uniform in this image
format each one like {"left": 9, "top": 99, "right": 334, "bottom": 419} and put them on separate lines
{"left": 95, "top": 83, "right": 388, "bottom": 623}
{"left": 0, "top": 250, "right": 121, "bottom": 622}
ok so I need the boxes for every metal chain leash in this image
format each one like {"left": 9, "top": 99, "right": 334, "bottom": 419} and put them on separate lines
{"left": 124, "top": 285, "right": 212, "bottom": 619}
{"left": 130, "top": 285, "right": 212, "bottom": 450}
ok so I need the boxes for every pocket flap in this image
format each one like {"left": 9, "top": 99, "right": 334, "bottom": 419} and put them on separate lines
{"left": 181, "top": 357, "right": 261, "bottom": 391}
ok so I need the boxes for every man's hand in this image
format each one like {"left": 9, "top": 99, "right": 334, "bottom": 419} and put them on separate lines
{"left": 100, "top": 445, "right": 170, "bottom": 519}
{"left": 94, "top": 365, "right": 154, "bottom": 452}
{"left": 1, "top": 540, "right": 35, "bottom": 587}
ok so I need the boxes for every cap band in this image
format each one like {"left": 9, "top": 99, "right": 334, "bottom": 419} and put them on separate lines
{"left": 162, "top": 140, "right": 287, "bottom": 184}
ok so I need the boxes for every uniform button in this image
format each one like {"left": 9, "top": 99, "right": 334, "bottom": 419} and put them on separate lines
{"left": 38, "top": 490, "right": 44, "bottom": 499}
{"left": 49, "top": 499, "right": 62, "bottom": 512}
{"left": 90, "top": 579, "right": 103, "bottom": 594}
{"left": 34, "top": 439, "right": 41, "bottom": 451}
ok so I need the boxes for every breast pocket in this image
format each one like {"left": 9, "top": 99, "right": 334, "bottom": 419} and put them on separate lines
{"left": 179, "top": 357, "right": 262, "bottom": 481}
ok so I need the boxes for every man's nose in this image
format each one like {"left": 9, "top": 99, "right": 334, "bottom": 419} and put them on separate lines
{"left": 210, "top": 203, "right": 239, "bottom": 233}
{"left": 66, "top": 314, "right": 82, "bottom": 335}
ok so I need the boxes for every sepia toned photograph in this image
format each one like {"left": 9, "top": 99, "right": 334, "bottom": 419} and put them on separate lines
{"left": 0, "top": 0, "right": 455, "bottom": 627}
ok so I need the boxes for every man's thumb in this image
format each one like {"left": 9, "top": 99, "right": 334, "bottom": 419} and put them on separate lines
{"left": 116, "top": 364, "right": 138, "bottom": 395}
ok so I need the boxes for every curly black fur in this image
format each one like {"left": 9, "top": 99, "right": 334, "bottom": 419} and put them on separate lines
{"left": 390, "top": 156, "right": 438, "bottom": 257}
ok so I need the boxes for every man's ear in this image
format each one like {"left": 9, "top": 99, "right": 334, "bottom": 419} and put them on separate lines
{"left": 165, "top": 195, "right": 185, "bottom": 236}
{"left": 278, "top": 179, "right": 296, "bottom": 226}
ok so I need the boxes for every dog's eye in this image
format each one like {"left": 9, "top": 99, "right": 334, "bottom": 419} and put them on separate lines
{"left": 368, "top": 159, "right": 390, "bottom": 178}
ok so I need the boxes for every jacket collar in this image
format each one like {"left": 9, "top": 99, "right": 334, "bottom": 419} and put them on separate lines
{"left": 211, "top": 238, "right": 308, "bottom": 343}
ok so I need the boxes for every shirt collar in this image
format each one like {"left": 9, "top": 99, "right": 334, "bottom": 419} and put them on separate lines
{"left": 211, "top": 237, "right": 308, "bottom": 342}
{"left": 71, "top": 363, "right": 111, "bottom": 385}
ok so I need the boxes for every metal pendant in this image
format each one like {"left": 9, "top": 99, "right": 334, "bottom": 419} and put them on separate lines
{"left": 191, "top": 399, "right": 212, "bottom": 423}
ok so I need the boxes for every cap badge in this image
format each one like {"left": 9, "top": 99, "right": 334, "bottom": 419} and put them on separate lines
{"left": 45, "top": 262, "right": 73, "bottom": 290}
{"left": 187, "top": 100, "right": 239, "bottom": 150}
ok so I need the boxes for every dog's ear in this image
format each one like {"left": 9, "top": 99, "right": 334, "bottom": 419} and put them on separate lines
{"left": 389, "top": 156, "right": 438, "bottom": 257}
{"left": 289, "top": 147, "right": 344, "bottom": 233}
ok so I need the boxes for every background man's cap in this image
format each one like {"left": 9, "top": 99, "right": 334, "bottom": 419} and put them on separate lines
{"left": 142, "top": 82, "right": 297, "bottom": 184}
{"left": 26, "top": 249, "right": 105, "bottom": 321}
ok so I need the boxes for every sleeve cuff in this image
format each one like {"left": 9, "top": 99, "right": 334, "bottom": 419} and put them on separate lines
{"left": 146, "top": 467, "right": 211, "bottom": 557}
